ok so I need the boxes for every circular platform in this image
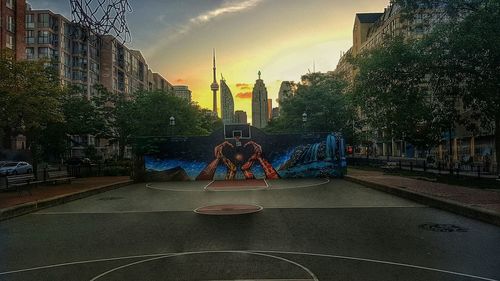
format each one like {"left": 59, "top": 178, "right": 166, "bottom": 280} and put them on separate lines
{"left": 194, "top": 204, "right": 263, "bottom": 215}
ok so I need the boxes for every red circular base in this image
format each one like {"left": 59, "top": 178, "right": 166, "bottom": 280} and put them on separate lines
{"left": 194, "top": 204, "right": 263, "bottom": 215}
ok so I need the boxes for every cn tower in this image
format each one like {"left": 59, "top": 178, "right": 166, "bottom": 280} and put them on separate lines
{"left": 210, "top": 49, "right": 219, "bottom": 116}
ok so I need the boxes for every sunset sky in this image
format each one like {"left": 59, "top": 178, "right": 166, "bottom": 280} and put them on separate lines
{"left": 30, "top": 0, "right": 389, "bottom": 120}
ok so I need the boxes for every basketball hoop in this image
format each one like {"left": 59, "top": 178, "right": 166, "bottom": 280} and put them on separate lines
{"left": 70, "top": 0, "right": 132, "bottom": 43}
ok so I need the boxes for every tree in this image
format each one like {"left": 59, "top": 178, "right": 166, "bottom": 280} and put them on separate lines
{"left": 266, "top": 72, "right": 355, "bottom": 140}
{"left": 352, "top": 37, "right": 443, "bottom": 152}
{"left": 0, "top": 51, "right": 63, "bottom": 151}
{"left": 396, "top": 0, "right": 500, "bottom": 175}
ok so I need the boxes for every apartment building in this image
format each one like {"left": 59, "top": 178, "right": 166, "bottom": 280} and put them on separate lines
{"left": 25, "top": 8, "right": 101, "bottom": 97}
{"left": 99, "top": 35, "right": 150, "bottom": 97}
{"left": 173, "top": 85, "right": 192, "bottom": 103}
{"left": 336, "top": 2, "right": 448, "bottom": 158}
{"left": 147, "top": 70, "right": 173, "bottom": 93}
{"left": 1, "top": 0, "right": 25, "bottom": 60}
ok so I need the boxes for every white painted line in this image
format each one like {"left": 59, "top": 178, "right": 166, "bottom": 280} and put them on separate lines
{"left": 147, "top": 178, "right": 331, "bottom": 193}
{"left": 34, "top": 205, "right": 427, "bottom": 215}
{"left": 203, "top": 180, "right": 215, "bottom": 191}
{"left": 146, "top": 183, "right": 203, "bottom": 192}
{"left": 1, "top": 250, "right": 497, "bottom": 281}
{"left": 253, "top": 251, "right": 499, "bottom": 281}
{"left": 267, "top": 179, "right": 331, "bottom": 190}
{"left": 88, "top": 251, "right": 318, "bottom": 281}
{"left": 263, "top": 179, "right": 270, "bottom": 189}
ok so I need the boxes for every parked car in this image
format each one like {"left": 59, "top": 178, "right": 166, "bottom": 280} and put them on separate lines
{"left": 0, "top": 162, "right": 33, "bottom": 176}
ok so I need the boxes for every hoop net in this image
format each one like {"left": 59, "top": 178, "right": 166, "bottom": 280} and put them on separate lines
{"left": 70, "top": 0, "right": 132, "bottom": 42}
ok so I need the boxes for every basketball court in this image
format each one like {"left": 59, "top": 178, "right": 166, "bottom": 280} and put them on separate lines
{"left": 1, "top": 178, "right": 499, "bottom": 281}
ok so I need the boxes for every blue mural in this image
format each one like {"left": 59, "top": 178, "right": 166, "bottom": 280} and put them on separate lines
{"left": 145, "top": 127, "right": 347, "bottom": 181}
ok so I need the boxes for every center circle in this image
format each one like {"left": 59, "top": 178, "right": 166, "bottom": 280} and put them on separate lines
{"left": 194, "top": 204, "right": 263, "bottom": 215}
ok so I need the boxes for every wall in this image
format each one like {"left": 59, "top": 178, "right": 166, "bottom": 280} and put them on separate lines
{"left": 145, "top": 127, "right": 347, "bottom": 181}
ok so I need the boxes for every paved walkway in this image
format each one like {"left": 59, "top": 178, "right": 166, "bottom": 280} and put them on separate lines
{"left": 0, "top": 177, "right": 131, "bottom": 210}
{"left": 347, "top": 169, "right": 500, "bottom": 225}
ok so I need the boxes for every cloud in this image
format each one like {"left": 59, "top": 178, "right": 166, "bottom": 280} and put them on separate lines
{"left": 175, "top": 78, "right": 187, "bottom": 84}
{"left": 236, "top": 92, "right": 252, "bottom": 99}
{"left": 236, "top": 83, "right": 252, "bottom": 90}
{"left": 146, "top": 0, "right": 264, "bottom": 57}
{"left": 190, "top": 0, "right": 264, "bottom": 25}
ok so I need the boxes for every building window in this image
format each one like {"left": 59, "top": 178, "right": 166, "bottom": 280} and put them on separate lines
{"left": 6, "top": 0, "right": 14, "bottom": 9}
{"left": 26, "top": 48, "right": 35, "bottom": 60}
{"left": 38, "top": 14, "right": 50, "bottom": 28}
{"left": 26, "top": 30, "right": 35, "bottom": 44}
{"left": 26, "top": 14, "right": 35, "bottom": 29}
{"left": 6, "top": 35, "right": 14, "bottom": 49}
{"left": 7, "top": 16, "right": 15, "bottom": 32}
{"left": 38, "top": 31, "right": 51, "bottom": 44}
{"left": 38, "top": 47, "right": 50, "bottom": 58}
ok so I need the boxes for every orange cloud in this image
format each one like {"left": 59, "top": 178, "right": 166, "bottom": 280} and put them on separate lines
{"left": 236, "top": 92, "right": 252, "bottom": 99}
{"left": 236, "top": 83, "right": 252, "bottom": 90}
{"left": 175, "top": 78, "right": 187, "bottom": 84}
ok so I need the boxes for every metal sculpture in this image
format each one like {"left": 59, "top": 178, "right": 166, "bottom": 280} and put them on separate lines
{"left": 70, "top": 0, "right": 132, "bottom": 42}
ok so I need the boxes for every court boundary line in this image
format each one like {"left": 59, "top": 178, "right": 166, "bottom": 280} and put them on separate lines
{"left": 0, "top": 250, "right": 497, "bottom": 281}
{"left": 34, "top": 206, "right": 427, "bottom": 215}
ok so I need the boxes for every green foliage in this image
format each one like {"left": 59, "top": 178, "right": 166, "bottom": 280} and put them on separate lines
{"left": 352, "top": 37, "right": 441, "bottom": 149}
{"left": 266, "top": 72, "right": 355, "bottom": 140}
{"left": 0, "top": 50, "right": 63, "bottom": 150}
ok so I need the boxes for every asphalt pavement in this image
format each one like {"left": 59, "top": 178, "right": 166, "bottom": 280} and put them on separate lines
{"left": 1, "top": 179, "right": 499, "bottom": 281}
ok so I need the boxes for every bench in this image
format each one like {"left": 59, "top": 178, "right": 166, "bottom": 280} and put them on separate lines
{"left": 381, "top": 162, "right": 399, "bottom": 173}
{"left": 6, "top": 174, "right": 42, "bottom": 195}
{"left": 47, "top": 170, "right": 76, "bottom": 184}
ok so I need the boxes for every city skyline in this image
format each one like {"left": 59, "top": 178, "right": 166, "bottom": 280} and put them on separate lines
{"left": 28, "top": 0, "right": 389, "bottom": 120}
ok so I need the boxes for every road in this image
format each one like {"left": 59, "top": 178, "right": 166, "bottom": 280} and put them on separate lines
{"left": 1, "top": 179, "right": 499, "bottom": 281}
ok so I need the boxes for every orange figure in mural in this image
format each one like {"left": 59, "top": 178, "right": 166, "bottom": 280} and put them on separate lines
{"left": 197, "top": 140, "right": 279, "bottom": 181}
{"left": 196, "top": 141, "right": 237, "bottom": 181}
{"left": 242, "top": 141, "right": 280, "bottom": 180}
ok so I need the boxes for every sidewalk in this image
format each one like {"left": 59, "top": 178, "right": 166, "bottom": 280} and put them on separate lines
{"left": 346, "top": 169, "right": 500, "bottom": 226}
{"left": 0, "top": 177, "right": 133, "bottom": 221}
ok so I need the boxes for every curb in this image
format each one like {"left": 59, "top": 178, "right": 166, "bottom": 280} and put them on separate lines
{"left": 0, "top": 180, "right": 133, "bottom": 221}
{"left": 345, "top": 175, "right": 500, "bottom": 227}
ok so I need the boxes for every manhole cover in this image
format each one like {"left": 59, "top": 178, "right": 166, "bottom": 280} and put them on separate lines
{"left": 98, "top": 197, "right": 124, "bottom": 201}
{"left": 194, "top": 204, "right": 263, "bottom": 215}
{"left": 419, "top": 224, "right": 468, "bottom": 233}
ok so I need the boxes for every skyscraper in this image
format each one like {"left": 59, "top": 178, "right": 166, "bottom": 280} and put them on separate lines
{"left": 173, "top": 85, "right": 192, "bottom": 102}
{"left": 220, "top": 76, "right": 235, "bottom": 124}
{"left": 210, "top": 49, "right": 219, "bottom": 116}
{"left": 252, "top": 71, "right": 269, "bottom": 129}
{"left": 234, "top": 110, "right": 248, "bottom": 124}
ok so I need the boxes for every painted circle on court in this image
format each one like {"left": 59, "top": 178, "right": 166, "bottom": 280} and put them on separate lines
{"left": 194, "top": 204, "right": 263, "bottom": 215}
{"left": 90, "top": 251, "right": 317, "bottom": 281}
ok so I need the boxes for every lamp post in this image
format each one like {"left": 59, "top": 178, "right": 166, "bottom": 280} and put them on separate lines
{"left": 302, "top": 112, "right": 308, "bottom": 132}
{"left": 169, "top": 116, "right": 175, "bottom": 136}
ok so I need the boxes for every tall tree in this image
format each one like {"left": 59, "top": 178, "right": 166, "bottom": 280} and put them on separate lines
{"left": 0, "top": 50, "right": 63, "bottom": 152}
{"left": 267, "top": 72, "right": 354, "bottom": 139}
{"left": 397, "top": 0, "right": 500, "bottom": 175}
{"left": 352, "top": 37, "right": 442, "bottom": 151}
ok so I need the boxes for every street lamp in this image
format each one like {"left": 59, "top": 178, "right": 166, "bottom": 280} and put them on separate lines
{"left": 169, "top": 116, "right": 175, "bottom": 136}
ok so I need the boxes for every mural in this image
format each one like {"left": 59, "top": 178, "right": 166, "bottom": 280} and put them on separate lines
{"left": 145, "top": 126, "right": 347, "bottom": 181}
